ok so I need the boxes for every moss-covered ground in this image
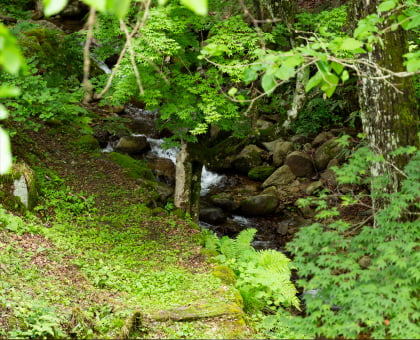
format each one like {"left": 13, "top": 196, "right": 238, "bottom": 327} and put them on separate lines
{"left": 0, "top": 124, "right": 251, "bottom": 339}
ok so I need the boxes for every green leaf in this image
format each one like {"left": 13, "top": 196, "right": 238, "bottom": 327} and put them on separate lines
{"left": 82, "top": 0, "right": 106, "bottom": 12}
{"left": 106, "top": 0, "right": 131, "bottom": 18}
{"left": 43, "top": 0, "right": 68, "bottom": 17}
{"left": 331, "top": 62, "right": 344, "bottom": 75}
{"left": 274, "top": 64, "right": 295, "bottom": 81}
{"left": 228, "top": 87, "right": 238, "bottom": 96}
{"left": 340, "top": 38, "right": 363, "bottom": 51}
{"left": 405, "top": 58, "right": 420, "bottom": 73}
{"left": 0, "top": 104, "right": 7, "bottom": 119}
{"left": 406, "top": 13, "right": 420, "bottom": 30}
{"left": 261, "top": 73, "right": 276, "bottom": 95}
{"left": 305, "top": 71, "right": 322, "bottom": 92}
{"left": 321, "top": 73, "right": 339, "bottom": 98}
{"left": 243, "top": 68, "right": 258, "bottom": 83}
{"left": 0, "top": 128, "right": 12, "bottom": 174}
{"left": 0, "top": 85, "right": 21, "bottom": 98}
{"left": 180, "top": 0, "right": 208, "bottom": 16}
{"left": 341, "top": 70, "right": 349, "bottom": 82}
{"left": 158, "top": 0, "right": 168, "bottom": 4}
{"left": 377, "top": 0, "right": 396, "bottom": 13}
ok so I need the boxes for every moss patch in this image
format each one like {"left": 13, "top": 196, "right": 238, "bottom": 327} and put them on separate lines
{"left": 248, "top": 165, "right": 275, "bottom": 181}
{"left": 108, "top": 152, "right": 155, "bottom": 180}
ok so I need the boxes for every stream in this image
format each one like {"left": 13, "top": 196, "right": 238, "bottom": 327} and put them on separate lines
{"left": 102, "top": 105, "right": 305, "bottom": 252}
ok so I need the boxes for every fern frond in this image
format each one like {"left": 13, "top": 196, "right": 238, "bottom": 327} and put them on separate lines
{"left": 236, "top": 228, "right": 257, "bottom": 247}
{"left": 258, "top": 249, "right": 292, "bottom": 275}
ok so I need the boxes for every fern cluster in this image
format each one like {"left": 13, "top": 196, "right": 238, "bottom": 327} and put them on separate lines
{"left": 205, "top": 228, "right": 300, "bottom": 313}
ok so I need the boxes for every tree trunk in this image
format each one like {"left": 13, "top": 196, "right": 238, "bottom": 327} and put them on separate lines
{"left": 349, "top": 0, "right": 419, "bottom": 215}
{"left": 174, "top": 142, "right": 203, "bottom": 222}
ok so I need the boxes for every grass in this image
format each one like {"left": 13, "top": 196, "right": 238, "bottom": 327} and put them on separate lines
{"left": 0, "top": 126, "right": 250, "bottom": 339}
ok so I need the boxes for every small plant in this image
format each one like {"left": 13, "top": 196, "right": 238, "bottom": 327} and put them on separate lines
{"left": 204, "top": 228, "right": 300, "bottom": 312}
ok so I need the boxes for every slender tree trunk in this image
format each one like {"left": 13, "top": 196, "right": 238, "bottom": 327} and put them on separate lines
{"left": 174, "top": 142, "right": 203, "bottom": 222}
{"left": 349, "top": 0, "right": 419, "bottom": 215}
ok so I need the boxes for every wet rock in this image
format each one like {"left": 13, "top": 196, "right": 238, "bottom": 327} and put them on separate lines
{"left": 210, "top": 193, "right": 240, "bottom": 212}
{"left": 290, "top": 134, "right": 311, "bottom": 144}
{"left": 312, "top": 131, "right": 335, "bottom": 147}
{"left": 200, "top": 207, "right": 227, "bottom": 225}
{"left": 128, "top": 119, "right": 159, "bottom": 138}
{"left": 285, "top": 151, "right": 315, "bottom": 177}
{"left": 94, "top": 130, "right": 111, "bottom": 148}
{"left": 146, "top": 157, "right": 175, "bottom": 185}
{"left": 327, "top": 158, "right": 340, "bottom": 168}
{"left": 232, "top": 145, "right": 263, "bottom": 174}
{"left": 305, "top": 181, "right": 323, "bottom": 195}
{"left": 314, "top": 138, "right": 344, "bottom": 171}
{"left": 262, "top": 165, "right": 296, "bottom": 189}
{"left": 220, "top": 218, "right": 246, "bottom": 235}
{"left": 273, "top": 141, "right": 294, "bottom": 167}
{"left": 256, "top": 119, "right": 272, "bottom": 130}
{"left": 115, "top": 135, "right": 150, "bottom": 156}
{"left": 240, "top": 194, "right": 279, "bottom": 216}
{"left": 247, "top": 165, "right": 275, "bottom": 181}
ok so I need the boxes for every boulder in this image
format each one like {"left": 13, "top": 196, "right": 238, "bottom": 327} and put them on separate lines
{"left": 247, "top": 165, "right": 275, "bottom": 181}
{"left": 256, "top": 119, "right": 272, "bottom": 130}
{"left": 262, "top": 165, "right": 296, "bottom": 189}
{"left": 285, "top": 151, "right": 315, "bottom": 177}
{"left": 199, "top": 207, "right": 226, "bottom": 225}
{"left": 314, "top": 138, "right": 344, "bottom": 171}
{"left": 312, "top": 131, "right": 335, "bottom": 146}
{"left": 240, "top": 194, "right": 279, "bottom": 216}
{"left": 232, "top": 145, "right": 263, "bottom": 174}
{"left": 115, "top": 136, "right": 150, "bottom": 156}
{"left": 210, "top": 193, "right": 240, "bottom": 212}
{"left": 320, "top": 168, "right": 338, "bottom": 187}
{"left": 273, "top": 141, "right": 294, "bottom": 167}
{"left": 305, "top": 181, "right": 323, "bottom": 195}
{"left": 146, "top": 157, "right": 175, "bottom": 185}
{"left": 0, "top": 162, "right": 38, "bottom": 211}
{"left": 262, "top": 138, "right": 284, "bottom": 153}
{"left": 93, "top": 130, "right": 111, "bottom": 148}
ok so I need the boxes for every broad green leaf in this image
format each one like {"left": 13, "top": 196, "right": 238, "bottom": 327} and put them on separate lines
{"left": 284, "top": 54, "right": 304, "bottom": 68}
{"left": 305, "top": 71, "right": 322, "bottom": 92}
{"left": 158, "top": 0, "right": 168, "bottom": 4}
{"left": 106, "top": 0, "right": 130, "bottom": 18}
{"left": 405, "top": 58, "right": 420, "bottom": 73}
{"left": 43, "top": 0, "right": 68, "bottom": 17}
{"left": 180, "top": 0, "right": 208, "bottom": 16}
{"left": 228, "top": 87, "right": 238, "bottom": 96}
{"left": 261, "top": 73, "right": 276, "bottom": 95}
{"left": 340, "top": 38, "right": 363, "bottom": 51}
{"left": 321, "top": 73, "right": 339, "bottom": 98}
{"left": 341, "top": 70, "right": 349, "bottom": 82}
{"left": 377, "top": 0, "right": 396, "bottom": 13}
{"left": 406, "top": 13, "right": 420, "bottom": 30}
{"left": 243, "top": 68, "right": 258, "bottom": 83}
{"left": 0, "top": 85, "right": 21, "bottom": 98}
{"left": 82, "top": 0, "right": 106, "bottom": 12}
{"left": 331, "top": 62, "right": 344, "bottom": 75}
{"left": 0, "top": 128, "right": 12, "bottom": 174}
{"left": 0, "top": 104, "right": 7, "bottom": 119}
{"left": 274, "top": 64, "right": 295, "bottom": 81}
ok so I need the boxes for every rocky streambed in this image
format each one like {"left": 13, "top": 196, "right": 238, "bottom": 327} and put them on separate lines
{"left": 93, "top": 104, "right": 359, "bottom": 251}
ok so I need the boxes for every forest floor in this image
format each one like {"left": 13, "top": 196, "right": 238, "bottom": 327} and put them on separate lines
{"left": 0, "top": 122, "right": 252, "bottom": 339}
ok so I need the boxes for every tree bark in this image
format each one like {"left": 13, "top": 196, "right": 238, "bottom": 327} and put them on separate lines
{"left": 349, "top": 0, "right": 419, "bottom": 215}
{"left": 174, "top": 142, "right": 203, "bottom": 222}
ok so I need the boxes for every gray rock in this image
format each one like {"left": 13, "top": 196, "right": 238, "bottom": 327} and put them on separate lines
{"left": 273, "top": 141, "right": 294, "bottom": 167}
{"left": 146, "top": 156, "right": 175, "bottom": 185}
{"left": 240, "top": 194, "right": 279, "bottom": 216}
{"left": 232, "top": 145, "right": 263, "bottom": 174}
{"left": 320, "top": 168, "right": 338, "bottom": 187}
{"left": 305, "top": 181, "right": 323, "bottom": 195}
{"left": 256, "top": 119, "right": 273, "bottom": 130}
{"left": 314, "top": 138, "right": 344, "bottom": 171}
{"left": 200, "top": 207, "right": 226, "bottom": 225}
{"left": 312, "top": 131, "right": 335, "bottom": 146}
{"left": 285, "top": 151, "right": 315, "bottom": 177}
{"left": 115, "top": 135, "right": 150, "bottom": 155}
{"left": 262, "top": 165, "right": 296, "bottom": 189}
{"left": 210, "top": 193, "right": 240, "bottom": 212}
{"left": 262, "top": 138, "right": 284, "bottom": 153}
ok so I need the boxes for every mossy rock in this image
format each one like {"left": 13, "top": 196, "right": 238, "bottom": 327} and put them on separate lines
{"left": 108, "top": 152, "right": 155, "bottom": 180}
{"left": 0, "top": 162, "right": 38, "bottom": 212}
{"left": 171, "top": 208, "right": 185, "bottom": 218}
{"left": 73, "top": 135, "right": 100, "bottom": 151}
{"left": 212, "top": 264, "right": 237, "bottom": 285}
{"left": 247, "top": 165, "right": 275, "bottom": 181}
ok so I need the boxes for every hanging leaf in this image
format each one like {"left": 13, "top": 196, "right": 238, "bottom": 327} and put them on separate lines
{"left": 0, "top": 85, "right": 21, "bottom": 98}
{"left": 341, "top": 70, "right": 350, "bottom": 83}
{"left": 0, "top": 104, "right": 7, "bottom": 119}
{"left": 377, "top": 0, "right": 397, "bottom": 13}
{"left": 274, "top": 64, "right": 295, "bottom": 81}
{"left": 43, "top": 0, "right": 68, "bottom": 17}
{"left": 305, "top": 71, "right": 322, "bottom": 92}
{"left": 340, "top": 38, "right": 363, "bottom": 51}
{"left": 261, "top": 73, "right": 276, "bottom": 96}
{"left": 158, "top": 0, "right": 168, "bottom": 4}
{"left": 106, "top": 0, "right": 131, "bottom": 18}
{"left": 321, "top": 73, "right": 339, "bottom": 98}
{"left": 180, "top": 0, "right": 208, "bottom": 16}
{"left": 82, "top": 0, "right": 106, "bottom": 13}
{"left": 243, "top": 68, "right": 259, "bottom": 83}
{"left": 228, "top": 87, "right": 238, "bottom": 96}
{"left": 331, "top": 62, "right": 344, "bottom": 75}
